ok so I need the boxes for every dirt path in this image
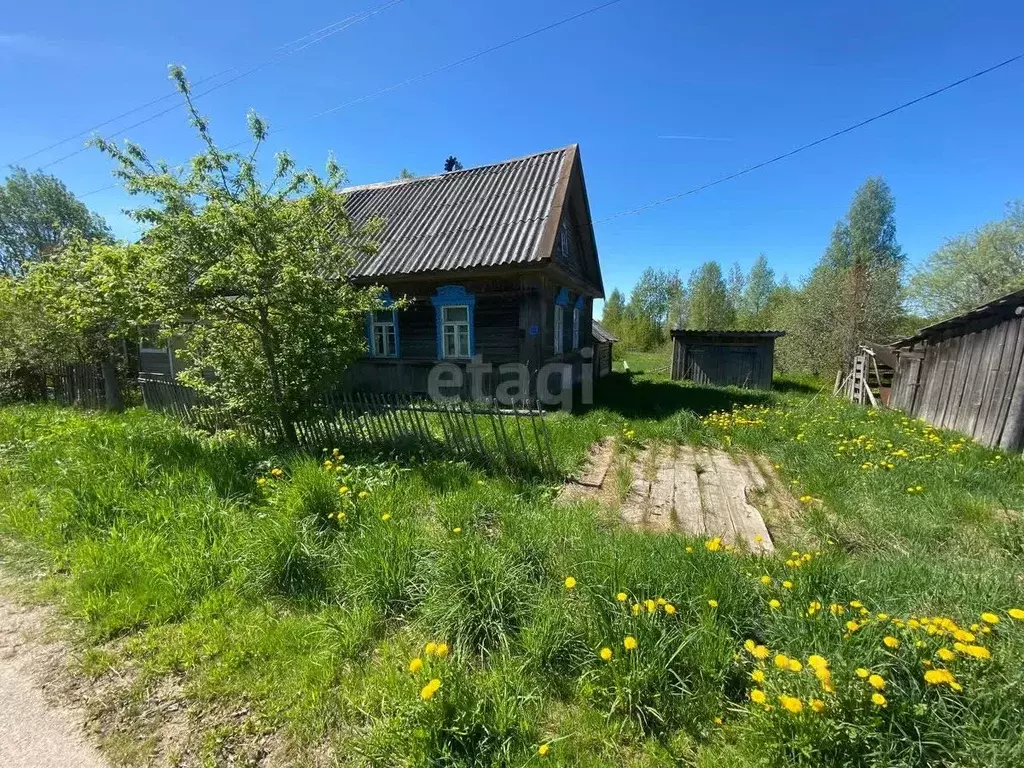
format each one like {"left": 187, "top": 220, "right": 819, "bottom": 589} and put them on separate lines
{"left": 0, "top": 594, "right": 107, "bottom": 768}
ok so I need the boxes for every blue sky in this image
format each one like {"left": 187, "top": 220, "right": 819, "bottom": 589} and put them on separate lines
{"left": 2, "top": 0, "right": 1022, "bottom": 304}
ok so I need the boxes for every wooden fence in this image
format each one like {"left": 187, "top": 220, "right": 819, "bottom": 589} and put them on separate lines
{"left": 50, "top": 363, "right": 106, "bottom": 408}
{"left": 139, "top": 377, "right": 559, "bottom": 479}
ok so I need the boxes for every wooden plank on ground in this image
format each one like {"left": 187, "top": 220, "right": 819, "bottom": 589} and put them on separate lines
{"left": 576, "top": 438, "right": 615, "bottom": 487}
{"left": 672, "top": 446, "right": 704, "bottom": 537}
{"left": 646, "top": 453, "right": 676, "bottom": 532}
{"left": 709, "top": 452, "right": 774, "bottom": 554}
{"left": 696, "top": 449, "right": 739, "bottom": 546}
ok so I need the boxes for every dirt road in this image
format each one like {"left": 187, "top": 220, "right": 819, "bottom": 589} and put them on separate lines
{"left": 0, "top": 594, "right": 107, "bottom": 768}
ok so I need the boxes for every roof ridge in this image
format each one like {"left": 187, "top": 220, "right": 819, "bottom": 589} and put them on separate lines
{"left": 341, "top": 144, "right": 575, "bottom": 194}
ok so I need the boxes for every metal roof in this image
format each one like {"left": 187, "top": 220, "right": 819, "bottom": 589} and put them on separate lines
{"left": 342, "top": 146, "right": 573, "bottom": 279}
{"left": 670, "top": 329, "right": 786, "bottom": 338}
{"left": 592, "top": 319, "right": 618, "bottom": 343}
{"left": 893, "top": 287, "right": 1024, "bottom": 347}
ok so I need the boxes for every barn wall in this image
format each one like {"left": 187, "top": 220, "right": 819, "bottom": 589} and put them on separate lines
{"left": 670, "top": 334, "right": 777, "bottom": 389}
{"left": 890, "top": 314, "right": 1024, "bottom": 451}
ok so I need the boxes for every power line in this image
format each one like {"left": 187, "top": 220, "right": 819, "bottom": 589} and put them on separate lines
{"left": 80, "top": 0, "right": 633, "bottom": 197}
{"left": 597, "top": 51, "right": 1024, "bottom": 224}
{"left": 8, "top": 0, "right": 406, "bottom": 169}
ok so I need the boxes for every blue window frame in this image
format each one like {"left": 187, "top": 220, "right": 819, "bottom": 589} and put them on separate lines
{"left": 365, "top": 291, "right": 400, "bottom": 357}
{"left": 573, "top": 295, "right": 584, "bottom": 350}
{"left": 554, "top": 288, "right": 570, "bottom": 355}
{"left": 431, "top": 285, "right": 475, "bottom": 359}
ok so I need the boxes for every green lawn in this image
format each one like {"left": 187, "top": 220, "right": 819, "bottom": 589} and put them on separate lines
{"left": 2, "top": 361, "right": 1024, "bottom": 766}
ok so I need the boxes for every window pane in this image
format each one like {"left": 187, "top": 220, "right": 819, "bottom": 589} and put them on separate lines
{"left": 443, "top": 305, "right": 468, "bottom": 323}
{"left": 458, "top": 328, "right": 469, "bottom": 357}
{"left": 373, "top": 309, "right": 393, "bottom": 323}
{"left": 444, "top": 327, "right": 457, "bottom": 358}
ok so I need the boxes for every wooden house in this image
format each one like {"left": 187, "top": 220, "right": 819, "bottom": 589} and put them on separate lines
{"left": 888, "top": 288, "right": 1024, "bottom": 451}
{"left": 670, "top": 330, "right": 784, "bottom": 389}
{"left": 139, "top": 145, "right": 606, "bottom": 399}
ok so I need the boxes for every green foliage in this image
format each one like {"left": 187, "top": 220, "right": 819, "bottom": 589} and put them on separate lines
{"left": 0, "top": 166, "right": 110, "bottom": 275}
{"left": 908, "top": 201, "right": 1024, "bottom": 319}
{"left": 686, "top": 261, "right": 735, "bottom": 330}
{"left": 92, "top": 65, "right": 385, "bottom": 439}
{"left": 739, "top": 254, "right": 776, "bottom": 329}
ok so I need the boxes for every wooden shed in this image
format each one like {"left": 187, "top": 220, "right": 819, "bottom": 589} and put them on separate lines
{"left": 670, "top": 330, "right": 784, "bottom": 389}
{"left": 591, "top": 320, "right": 617, "bottom": 377}
{"left": 889, "top": 288, "right": 1024, "bottom": 452}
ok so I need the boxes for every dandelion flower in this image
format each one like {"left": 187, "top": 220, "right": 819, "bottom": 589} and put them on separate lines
{"left": 788, "top": 659, "right": 803, "bottom": 673}
{"left": 778, "top": 695, "right": 803, "bottom": 714}
{"left": 564, "top": 576, "right": 577, "bottom": 590}
{"left": 774, "top": 654, "right": 790, "bottom": 670}
{"left": 453, "top": 527, "right": 462, "bottom": 534}
{"left": 339, "top": 485, "right": 350, "bottom": 494}
{"left": 751, "top": 669, "right": 765, "bottom": 683}
{"left": 424, "top": 642, "right": 437, "bottom": 656}
{"left": 855, "top": 668, "right": 869, "bottom": 679}
{"left": 270, "top": 468, "right": 283, "bottom": 478}
{"left": 408, "top": 657, "right": 423, "bottom": 673}
{"left": 782, "top": 580, "right": 793, "bottom": 590}
{"left": 420, "top": 678, "right": 441, "bottom": 701}
{"left": 664, "top": 603, "right": 676, "bottom": 615}
{"left": 645, "top": 599, "right": 657, "bottom": 613}
{"left": 434, "top": 642, "right": 450, "bottom": 658}
{"left": 868, "top": 674, "right": 885, "bottom": 690}
{"left": 883, "top": 636, "right": 900, "bottom": 649}
{"left": 769, "top": 599, "right": 781, "bottom": 610}
{"left": 705, "top": 537, "right": 722, "bottom": 552}
{"left": 937, "top": 647, "right": 955, "bottom": 661}
{"left": 750, "top": 689, "right": 767, "bottom": 704}
{"left": 358, "top": 490, "right": 369, "bottom": 499}
{"left": 807, "top": 654, "right": 828, "bottom": 671}
{"left": 624, "top": 635, "right": 638, "bottom": 651}
{"left": 631, "top": 603, "right": 641, "bottom": 616}
{"left": 759, "top": 575, "right": 772, "bottom": 585}
{"left": 981, "top": 612, "right": 1000, "bottom": 625}
{"left": 810, "top": 698, "right": 825, "bottom": 713}
{"left": 1008, "top": 608, "right": 1024, "bottom": 621}
{"left": 538, "top": 743, "right": 550, "bottom": 757}
{"left": 708, "top": 599, "right": 719, "bottom": 609}
{"left": 752, "top": 644, "right": 770, "bottom": 660}
{"left": 616, "top": 592, "right": 627, "bottom": 602}
{"left": 381, "top": 513, "right": 391, "bottom": 521}
{"left": 871, "top": 692, "right": 887, "bottom": 707}
{"left": 600, "top": 647, "right": 613, "bottom": 661}
{"left": 957, "top": 643, "right": 991, "bottom": 660}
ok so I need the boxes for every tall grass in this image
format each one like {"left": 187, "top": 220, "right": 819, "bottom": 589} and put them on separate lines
{"left": 1, "top": 396, "right": 1024, "bottom": 766}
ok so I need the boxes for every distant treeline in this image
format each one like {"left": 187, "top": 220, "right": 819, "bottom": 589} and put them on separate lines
{"left": 602, "top": 178, "right": 1024, "bottom": 377}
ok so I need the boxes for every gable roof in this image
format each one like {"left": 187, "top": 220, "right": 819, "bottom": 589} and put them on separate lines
{"left": 341, "top": 145, "right": 595, "bottom": 287}
{"left": 592, "top": 319, "right": 618, "bottom": 343}
{"left": 892, "top": 286, "right": 1024, "bottom": 348}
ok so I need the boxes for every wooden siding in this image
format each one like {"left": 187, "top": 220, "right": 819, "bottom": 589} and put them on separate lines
{"left": 890, "top": 313, "right": 1024, "bottom": 451}
{"left": 670, "top": 333, "right": 777, "bottom": 389}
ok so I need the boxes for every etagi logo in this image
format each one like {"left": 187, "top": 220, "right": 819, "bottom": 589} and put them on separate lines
{"left": 426, "top": 347, "right": 596, "bottom": 411}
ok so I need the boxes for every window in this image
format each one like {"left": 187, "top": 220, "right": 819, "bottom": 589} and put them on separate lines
{"left": 371, "top": 309, "right": 397, "bottom": 357}
{"left": 572, "top": 307, "right": 580, "bottom": 350}
{"left": 441, "top": 305, "right": 471, "bottom": 359}
{"left": 366, "top": 291, "right": 400, "bottom": 358}
{"left": 431, "top": 285, "right": 475, "bottom": 359}
{"left": 554, "top": 305, "right": 565, "bottom": 355}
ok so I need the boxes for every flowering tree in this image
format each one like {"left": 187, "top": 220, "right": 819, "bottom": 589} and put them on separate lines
{"left": 95, "top": 66, "right": 384, "bottom": 441}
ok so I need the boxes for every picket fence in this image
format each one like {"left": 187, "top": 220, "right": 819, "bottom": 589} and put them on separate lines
{"left": 138, "top": 377, "right": 558, "bottom": 479}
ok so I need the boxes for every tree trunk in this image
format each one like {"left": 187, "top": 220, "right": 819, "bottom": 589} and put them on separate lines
{"left": 101, "top": 355, "right": 124, "bottom": 412}
{"left": 258, "top": 313, "right": 297, "bottom": 444}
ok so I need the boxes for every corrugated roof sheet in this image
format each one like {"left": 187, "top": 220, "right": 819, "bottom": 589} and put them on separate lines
{"left": 342, "top": 146, "right": 572, "bottom": 278}
{"left": 670, "top": 329, "right": 786, "bottom": 338}
{"left": 592, "top": 319, "right": 618, "bottom": 343}
{"left": 893, "top": 287, "right": 1024, "bottom": 347}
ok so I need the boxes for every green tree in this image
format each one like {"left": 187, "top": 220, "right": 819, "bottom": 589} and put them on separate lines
{"left": 444, "top": 156, "right": 463, "bottom": 172}
{"left": 794, "top": 177, "right": 905, "bottom": 373}
{"left": 602, "top": 288, "right": 627, "bottom": 330}
{"left": 908, "top": 202, "right": 1024, "bottom": 319}
{"left": 0, "top": 167, "right": 110, "bottom": 275}
{"left": 740, "top": 253, "right": 775, "bottom": 328}
{"left": 94, "top": 65, "right": 384, "bottom": 441}
{"left": 18, "top": 239, "right": 148, "bottom": 409}
{"left": 726, "top": 261, "right": 745, "bottom": 323}
{"left": 686, "top": 261, "right": 734, "bottom": 330}
{"left": 397, "top": 168, "right": 416, "bottom": 180}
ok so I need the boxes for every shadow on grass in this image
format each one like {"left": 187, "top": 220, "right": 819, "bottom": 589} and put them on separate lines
{"left": 578, "top": 372, "right": 774, "bottom": 420}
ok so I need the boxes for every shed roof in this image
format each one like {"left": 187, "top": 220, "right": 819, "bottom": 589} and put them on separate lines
{"left": 893, "top": 287, "right": 1024, "bottom": 347}
{"left": 592, "top": 319, "right": 618, "bottom": 343}
{"left": 341, "top": 146, "right": 574, "bottom": 280}
{"left": 670, "top": 329, "right": 786, "bottom": 339}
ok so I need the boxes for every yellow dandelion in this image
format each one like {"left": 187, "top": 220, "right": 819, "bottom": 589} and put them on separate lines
{"left": 807, "top": 655, "right": 828, "bottom": 671}
{"left": 868, "top": 674, "right": 885, "bottom": 690}
{"left": 788, "top": 659, "right": 803, "bottom": 673}
{"left": 855, "top": 668, "right": 869, "bottom": 679}
{"left": 871, "top": 692, "right": 887, "bottom": 707}
{"left": 381, "top": 513, "right": 391, "bottom": 521}
{"left": 981, "top": 612, "right": 1000, "bottom": 625}
{"left": 1007, "top": 608, "right": 1024, "bottom": 621}
{"left": 769, "top": 599, "right": 781, "bottom": 610}
{"left": 358, "top": 490, "right": 369, "bottom": 499}
{"left": 564, "top": 576, "right": 577, "bottom": 590}
{"left": 751, "top": 669, "right": 766, "bottom": 683}
{"left": 434, "top": 642, "right": 450, "bottom": 658}
{"left": 708, "top": 599, "right": 719, "bottom": 609}
{"left": 420, "top": 678, "right": 441, "bottom": 701}
{"left": 599, "top": 647, "right": 613, "bottom": 662}
{"left": 424, "top": 641, "right": 437, "bottom": 656}
{"left": 778, "top": 695, "right": 803, "bottom": 714}
{"left": 538, "top": 744, "right": 550, "bottom": 757}
{"left": 810, "top": 698, "right": 825, "bottom": 713}
{"left": 453, "top": 527, "right": 462, "bottom": 534}
{"left": 270, "top": 468, "right": 283, "bottom": 478}
{"left": 408, "top": 657, "right": 423, "bottom": 673}
{"left": 883, "top": 636, "right": 900, "bottom": 649}
{"left": 750, "top": 689, "right": 767, "bottom": 704}
{"left": 759, "top": 575, "right": 772, "bottom": 585}
{"left": 782, "top": 580, "right": 793, "bottom": 590}
{"left": 616, "top": 592, "right": 628, "bottom": 602}
{"left": 937, "top": 647, "right": 955, "bottom": 661}
{"left": 752, "top": 644, "right": 770, "bottom": 660}
{"left": 339, "top": 485, "right": 350, "bottom": 494}
{"left": 664, "top": 603, "right": 676, "bottom": 615}
{"left": 624, "top": 635, "right": 638, "bottom": 651}
{"left": 705, "top": 537, "right": 722, "bottom": 552}
{"left": 774, "top": 654, "right": 790, "bottom": 670}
